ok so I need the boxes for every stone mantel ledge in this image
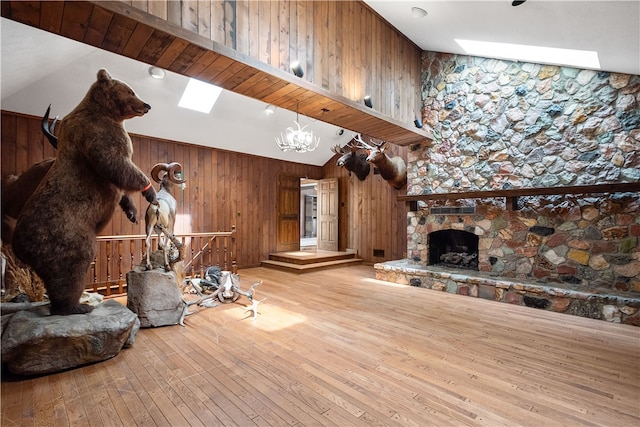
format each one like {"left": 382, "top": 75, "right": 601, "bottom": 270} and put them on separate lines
{"left": 374, "top": 259, "right": 640, "bottom": 325}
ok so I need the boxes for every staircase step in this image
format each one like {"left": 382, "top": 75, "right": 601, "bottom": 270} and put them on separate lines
{"left": 268, "top": 251, "right": 356, "bottom": 265}
{"left": 260, "top": 257, "right": 363, "bottom": 274}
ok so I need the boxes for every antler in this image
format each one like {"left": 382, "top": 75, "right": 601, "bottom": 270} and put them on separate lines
{"left": 41, "top": 104, "right": 59, "bottom": 149}
{"left": 353, "top": 133, "right": 374, "bottom": 150}
{"left": 345, "top": 138, "right": 361, "bottom": 151}
{"left": 150, "top": 162, "right": 187, "bottom": 184}
{"left": 354, "top": 134, "right": 386, "bottom": 151}
{"left": 331, "top": 144, "right": 347, "bottom": 154}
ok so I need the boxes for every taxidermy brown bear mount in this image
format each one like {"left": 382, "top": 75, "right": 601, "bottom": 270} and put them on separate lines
{"left": 12, "top": 69, "right": 158, "bottom": 316}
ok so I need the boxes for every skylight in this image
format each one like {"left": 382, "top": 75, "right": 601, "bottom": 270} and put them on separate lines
{"left": 178, "top": 78, "right": 222, "bottom": 114}
{"left": 455, "top": 39, "right": 601, "bottom": 70}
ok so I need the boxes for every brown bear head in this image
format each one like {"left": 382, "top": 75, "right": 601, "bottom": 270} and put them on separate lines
{"left": 91, "top": 69, "right": 151, "bottom": 121}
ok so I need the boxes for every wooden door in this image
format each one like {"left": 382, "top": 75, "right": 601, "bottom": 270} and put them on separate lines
{"left": 276, "top": 175, "right": 300, "bottom": 252}
{"left": 317, "top": 178, "right": 339, "bottom": 251}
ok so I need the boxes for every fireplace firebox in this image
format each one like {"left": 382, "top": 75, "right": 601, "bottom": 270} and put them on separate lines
{"left": 428, "top": 229, "right": 479, "bottom": 270}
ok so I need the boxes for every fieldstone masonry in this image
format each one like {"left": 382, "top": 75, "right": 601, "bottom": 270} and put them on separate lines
{"left": 376, "top": 52, "right": 640, "bottom": 325}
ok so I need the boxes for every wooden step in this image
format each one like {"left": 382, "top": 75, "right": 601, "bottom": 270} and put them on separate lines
{"left": 267, "top": 250, "right": 357, "bottom": 265}
{"left": 261, "top": 257, "right": 363, "bottom": 274}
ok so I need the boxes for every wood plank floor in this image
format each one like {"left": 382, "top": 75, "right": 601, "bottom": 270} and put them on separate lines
{"left": 2, "top": 265, "right": 639, "bottom": 426}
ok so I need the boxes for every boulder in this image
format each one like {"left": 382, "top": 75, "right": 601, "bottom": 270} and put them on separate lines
{"left": 1, "top": 299, "right": 140, "bottom": 375}
{"left": 126, "top": 266, "right": 184, "bottom": 327}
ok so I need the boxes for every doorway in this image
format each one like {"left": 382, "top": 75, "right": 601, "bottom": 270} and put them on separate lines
{"left": 300, "top": 179, "right": 318, "bottom": 250}
{"left": 298, "top": 178, "right": 339, "bottom": 251}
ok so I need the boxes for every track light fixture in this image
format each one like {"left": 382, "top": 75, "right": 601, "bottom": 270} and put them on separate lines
{"left": 364, "top": 95, "right": 373, "bottom": 108}
{"left": 290, "top": 61, "right": 304, "bottom": 78}
{"left": 512, "top": 0, "right": 526, "bottom": 6}
{"left": 414, "top": 117, "right": 423, "bottom": 129}
{"left": 264, "top": 104, "right": 276, "bottom": 115}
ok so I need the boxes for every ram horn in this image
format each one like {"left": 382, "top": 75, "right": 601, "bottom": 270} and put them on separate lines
{"left": 166, "top": 162, "right": 187, "bottom": 184}
{"left": 41, "top": 104, "right": 59, "bottom": 149}
{"left": 150, "top": 162, "right": 187, "bottom": 184}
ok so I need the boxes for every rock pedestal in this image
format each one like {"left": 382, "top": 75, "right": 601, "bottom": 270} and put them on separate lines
{"left": 1, "top": 299, "right": 140, "bottom": 375}
{"left": 126, "top": 266, "right": 184, "bottom": 327}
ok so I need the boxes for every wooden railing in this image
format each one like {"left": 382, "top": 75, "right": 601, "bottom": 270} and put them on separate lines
{"left": 85, "top": 226, "right": 236, "bottom": 297}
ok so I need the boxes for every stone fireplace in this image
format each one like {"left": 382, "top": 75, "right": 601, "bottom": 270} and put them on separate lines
{"left": 375, "top": 52, "right": 640, "bottom": 326}
{"left": 428, "top": 229, "right": 479, "bottom": 270}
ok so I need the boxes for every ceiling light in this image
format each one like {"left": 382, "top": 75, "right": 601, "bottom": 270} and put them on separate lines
{"left": 178, "top": 78, "right": 222, "bottom": 114}
{"left": 411, "top": 7, "right": 428, "bottom": 18}
{"left": 290, "top": 61, "right": 304, "bottom": 78}
{"left": 148, "top": 66, "right": 165, "bottom": 79}
{"left": 265, "top": 104, "right": 276, "bottom": 115}
{"left": 275, "top": 103, "right": 319, "bottom": 153}
{"left": 364, "top": 95, "right": 373, "bottom": 108}
{"left": 455, "top": 39, "right": 601, "bottom": 70}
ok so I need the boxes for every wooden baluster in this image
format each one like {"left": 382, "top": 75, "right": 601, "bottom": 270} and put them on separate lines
{"left": 105, "top": 241, "right": 111, "bottom": 297}
{"left": 130, "top": 240, "right": 136, "bottom": 271}
{"left": 231, "top": 225, "right": 237, "bottom": 273}
{"left": 223, "top": 236, "right": 229, "bottom": 271}
{"left": 117, "top": 240, "right": 123, "bottom": 294}
{"left": 91, "top": 258, "right": 97, "bottom": 293}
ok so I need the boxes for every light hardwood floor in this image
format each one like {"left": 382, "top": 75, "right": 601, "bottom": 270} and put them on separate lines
{"left": 2, "top": 265, "right": 639, "bottom": 426}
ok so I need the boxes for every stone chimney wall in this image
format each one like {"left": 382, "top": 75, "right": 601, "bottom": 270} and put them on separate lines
{"left": 411, "top": 52, "right": 639, "bottom": 195}
{"left": 408, "top": 53, "right": 639, "bottom": 291}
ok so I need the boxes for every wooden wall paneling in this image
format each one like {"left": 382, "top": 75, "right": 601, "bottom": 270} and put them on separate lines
{"left": 303, "top": 0, "right": 314, "bottom": 84}
{"left": 246, "top": 1, "right": 259, "bottom": 60}
{"left": 197, "top": 0, "right": 211, "bottom": 40}
{"left": 209, "top": 1, "right": 224, "bottom": 45}
{"left": 147, "top": 0, "right": 167, "bottom": 21}
{"left": 26, "top": 117, "right": 43, "bottom": 169}
{"left": 268, "top": 0, "right": 279, "bottom": 70}
{"left": 180, "top": 0, "right": 198, "bottom": 34}
{"left": 223, "top": 0, "right": 235, "bottom": 49}
{"left": 328, "top": 0, "right": 338, "bottom": 95}
{"left": 236, "top": 0, "right": 249, "bottom": 55}
{"left": 288, "top": 0, "right": 296, "bottom": 73}
{"left": 188, "top": 143, "right": 200, "bottom": 230}
{"left": 166, "top": 0, "right": 182, "bottom": 29}
{"left": 131, "top": 1, "right": 147, "bottom": 14}
{"left": 1, "top": 114, "right": 16, "bottom": 176}
{"left": 15, "top": 116, "right": 29, "bottom": 175}
{"left": 258, "top": 1, "right": 271, "bottom": 65}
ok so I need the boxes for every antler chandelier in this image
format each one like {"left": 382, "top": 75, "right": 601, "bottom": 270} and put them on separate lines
{"left": 275, "top": 104, "right": 319, "bottom": 153}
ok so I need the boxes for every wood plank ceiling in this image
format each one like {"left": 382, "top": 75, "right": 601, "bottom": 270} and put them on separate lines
{"left": 1, "top": 0, "right": 432, "bottom": 147}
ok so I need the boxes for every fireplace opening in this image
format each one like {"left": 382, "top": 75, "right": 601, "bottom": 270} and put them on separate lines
{"left": 428, "top": 229, "right": 479, "bottom": 270}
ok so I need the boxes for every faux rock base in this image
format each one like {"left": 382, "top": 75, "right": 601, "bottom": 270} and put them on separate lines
{"left": 1, "top": 299, "right": 140, "bottom": 375}
{"left": 126, "top": 266, "right": 184, "bottom": 327}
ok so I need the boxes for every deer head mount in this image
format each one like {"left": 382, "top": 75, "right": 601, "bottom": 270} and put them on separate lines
{"left": 330, "top": 138, "right": 370, "bottom": 181}
{"left": 353, "top": 134, "right": 407, "bottom": 190}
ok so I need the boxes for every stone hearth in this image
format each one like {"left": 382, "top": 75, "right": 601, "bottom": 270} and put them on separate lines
{"left": 374, "top": 259, "right": 640, "bottom": 326}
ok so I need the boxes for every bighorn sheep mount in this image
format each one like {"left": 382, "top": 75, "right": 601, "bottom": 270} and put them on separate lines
{"left": 330, "top": 138, "right": 371, "bottom": 181}
{"left": 354, "top": 134, "right": 407, "bottom": 190}
{"left": 145, "top": 162, "right": 186, "bottom": 271}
